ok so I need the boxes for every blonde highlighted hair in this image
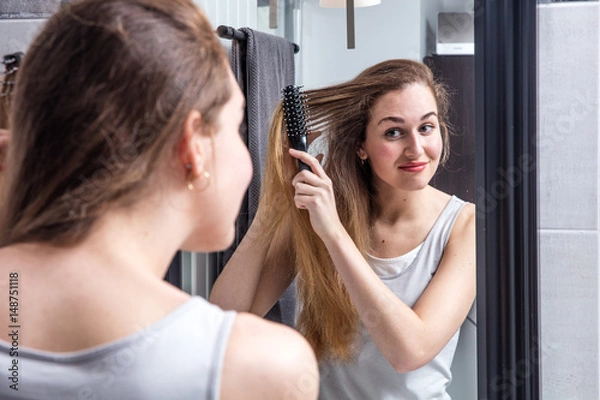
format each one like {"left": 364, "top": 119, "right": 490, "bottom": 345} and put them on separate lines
{"left": 259, "top": 59, "right": 451, "bottom": 362}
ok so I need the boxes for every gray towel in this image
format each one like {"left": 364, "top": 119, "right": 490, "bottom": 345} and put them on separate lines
{"left": 215, "top": 28, "right": 296, "bottom": 326}
{"left": 237, "top": 27, "right": 295, "bottom": 219}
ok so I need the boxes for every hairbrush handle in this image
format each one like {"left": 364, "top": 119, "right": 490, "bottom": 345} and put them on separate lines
{"left": 282, "top": 85, "right": 312, "bottom": 173}
{"left": 289, "top": 135, "right": 311, "bottom": 172}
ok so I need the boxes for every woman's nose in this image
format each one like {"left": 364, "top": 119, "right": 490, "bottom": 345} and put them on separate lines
{"left": 404, "top": 132, "right": 424, "bottom": 158}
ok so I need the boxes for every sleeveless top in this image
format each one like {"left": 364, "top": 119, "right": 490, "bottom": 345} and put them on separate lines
{"left": 0, "top": 297, "right": 235, "bottom": 400}
{"left": 319, "top": 195, "right": 468, "bottom": 400}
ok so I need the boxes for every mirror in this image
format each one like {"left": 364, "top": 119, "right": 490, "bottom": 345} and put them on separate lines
{"left": 1, "top": 0, "right": 480, "bottom": 398}
{"left": 257, "top": 1, "right": 478, "bottom": 399}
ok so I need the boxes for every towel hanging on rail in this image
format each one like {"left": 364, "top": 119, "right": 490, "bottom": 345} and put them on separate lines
{"left": 212, "top": 26, "right": 297, "bottom": 327}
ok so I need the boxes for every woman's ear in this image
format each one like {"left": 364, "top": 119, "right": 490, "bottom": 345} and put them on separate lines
{"left": 178, "top": 110, "right": 207, "bottom": 177}
{"left": 357, "top": 146, "right": 368, "bottom": 161}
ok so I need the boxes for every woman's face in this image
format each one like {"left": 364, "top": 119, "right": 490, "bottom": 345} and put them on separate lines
{"left": 185, "top": 73, "right": 252, "bottom": 252}
{"left": 359, "top": 83, "right": 443, "bottom": 193}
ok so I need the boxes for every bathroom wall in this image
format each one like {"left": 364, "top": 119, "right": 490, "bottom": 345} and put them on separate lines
{"left": 0, "top": 2, "right": 53, "bottom": 58}
{"left": 537, "top": 2, "right": 600, "bottom": 399}
{"left": 298, "top": 0, "right": 476, "bottom": 88}
{"left": 194, "top": 0, "right": 257, "bottom": 38}
{"left": 299, "top": 0, "right": 421, "bottom": 88}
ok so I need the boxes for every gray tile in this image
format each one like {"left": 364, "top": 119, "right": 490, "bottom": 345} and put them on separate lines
{"left": 539, "top": 230, "right": 599, "bottom": 399}
{"left": 537, "top": 3, "right": 599, "bottom": 230}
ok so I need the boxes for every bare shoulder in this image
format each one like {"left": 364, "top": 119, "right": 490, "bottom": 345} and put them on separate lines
{"left": 220, "top": 312, "right": 318, "bottom": 400}
{"left": 459, "top": 201, "right": 476, "bottom": 222}
{"left": 443, "top": 201, "right": 475, "bottom": 258}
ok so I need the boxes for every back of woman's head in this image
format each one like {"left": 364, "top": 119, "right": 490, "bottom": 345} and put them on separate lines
{"left": 0, "top": 0, "right": 231, "bottom": 246}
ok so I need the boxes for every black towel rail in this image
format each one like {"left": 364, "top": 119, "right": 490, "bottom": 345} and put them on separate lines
{"left": 216, "top": 25, "right": 300, "bottom": 54}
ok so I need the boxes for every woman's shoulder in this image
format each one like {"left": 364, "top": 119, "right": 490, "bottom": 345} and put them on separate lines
{"left": 446, "top": 199, "right": 475, "bottom": 248}
{"left": 453, "top": 198, "right": 476, "bottom": 228}
{"left": 220, "top": 313, "right": 318, "bottom": 400}
{"left": 428, "top": 187, "right": 475, "bottom": 223}
{"left": 425, "top": 187, "right": 475, "bottom": 244}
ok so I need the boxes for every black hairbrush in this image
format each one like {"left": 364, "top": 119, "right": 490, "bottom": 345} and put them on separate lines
{"left": 282, "top": 85, "right": 311, "bottom": 172}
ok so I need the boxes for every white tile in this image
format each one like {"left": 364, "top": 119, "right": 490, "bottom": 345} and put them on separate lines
{"left": 538, "top": 3, "right": 599, "bottom": 230}
{"left": 539, "top": 230, "right": 599, "bottom": 399}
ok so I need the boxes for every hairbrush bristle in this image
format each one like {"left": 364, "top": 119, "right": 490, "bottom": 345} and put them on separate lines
{"left": 282, "top": 85, "right": 308, "bottom": 138}
{"left": 282, "top": 85, "right": 311, "bottom": 172}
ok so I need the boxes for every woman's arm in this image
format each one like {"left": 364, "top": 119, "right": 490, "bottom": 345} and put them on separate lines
{"left": 209, "top": 206, "right": 296, "bottom": 317}
{"left": 323, "top": 203, "right": 475, "bottom": 372}
{"left": 290, "top": 148, "right": 476, "bottom": 372}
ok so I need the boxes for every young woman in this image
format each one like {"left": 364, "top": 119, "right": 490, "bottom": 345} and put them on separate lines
{"left": 210, "top": 59, "right": 476, "bottom": 399}
{"left": 0, "top": 1, "right": 318, "bottom": 399}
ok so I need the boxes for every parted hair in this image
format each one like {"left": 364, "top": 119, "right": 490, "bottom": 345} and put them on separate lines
{"left": 260, "top": 59, "right": 451, "bottom": 361}
{"left": 0, "top": 0, "right": 231, "bottom": 246}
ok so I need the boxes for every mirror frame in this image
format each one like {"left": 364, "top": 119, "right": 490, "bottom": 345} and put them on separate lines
{"left": 475, "top": 1, "right": 540, "bottom": 399}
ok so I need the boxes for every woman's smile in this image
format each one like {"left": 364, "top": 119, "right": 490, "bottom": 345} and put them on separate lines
{"left": 398, "top": 161, "right": 428, "bottom": 173}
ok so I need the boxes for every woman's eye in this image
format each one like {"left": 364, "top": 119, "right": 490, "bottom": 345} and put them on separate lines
{"left": 384, "top": 129, "right": 403, "bottom": 138}
{"left": 420, "top": 124, "right": 435, "bottom": 134}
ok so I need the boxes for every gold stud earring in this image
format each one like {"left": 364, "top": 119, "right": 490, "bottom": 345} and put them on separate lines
{"left": 186, "top": 170, "right": 211, "bottom": 192}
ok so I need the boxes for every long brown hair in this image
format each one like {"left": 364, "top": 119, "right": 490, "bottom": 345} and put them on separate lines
{"left": 0, "top": 0, "right": 231, "bottom": 246}
{"left": 260, "top": 59, "right": 451, "bottom": 361}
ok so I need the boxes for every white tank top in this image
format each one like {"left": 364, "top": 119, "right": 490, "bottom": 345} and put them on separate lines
{"left": 0, "top": 297, "right": 235, "bottom": 400}
{"left": 319, "top": 195, "right": 467, "bottom": 400}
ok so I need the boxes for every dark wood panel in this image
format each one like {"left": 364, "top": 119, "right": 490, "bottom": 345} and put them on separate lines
{"left": 424, "top": 55, "right": 475, "bottom": 203}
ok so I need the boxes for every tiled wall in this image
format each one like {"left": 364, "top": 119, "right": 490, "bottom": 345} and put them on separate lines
{"left": 538, "top": 3, "right": 600, "bottom": 399}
